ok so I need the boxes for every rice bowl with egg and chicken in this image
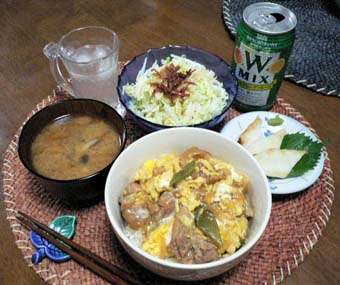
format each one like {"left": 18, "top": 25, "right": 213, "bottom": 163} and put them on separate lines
{"left": 119, "top": 147, "right": 253, "bottom": 264}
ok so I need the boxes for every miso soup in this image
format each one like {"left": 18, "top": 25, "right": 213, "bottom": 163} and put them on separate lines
{"left": 31, "top": 115, "right": 121, "bottom": 180}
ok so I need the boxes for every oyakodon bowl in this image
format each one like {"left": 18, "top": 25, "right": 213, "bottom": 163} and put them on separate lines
{"left": 18, "top": 98, "right": 126, "bottom": 206}
{"left": 117, "top": 45, "right": 237, "bottom": 132}
{"left": 105, "top": 127, "right": 271, "bottom": 281}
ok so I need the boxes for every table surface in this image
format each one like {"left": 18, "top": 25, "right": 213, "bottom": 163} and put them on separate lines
{"left": 1, "top": 0, "right": 339, "bottom": 284}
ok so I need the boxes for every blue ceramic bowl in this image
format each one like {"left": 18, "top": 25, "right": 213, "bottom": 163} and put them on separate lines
{"left": 117, "top": 45, "right": 237, "bottom": 132}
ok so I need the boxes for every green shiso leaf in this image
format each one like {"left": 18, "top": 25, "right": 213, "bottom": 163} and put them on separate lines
{"left": 280, "top": 133, "right": 324, "bottom": 178}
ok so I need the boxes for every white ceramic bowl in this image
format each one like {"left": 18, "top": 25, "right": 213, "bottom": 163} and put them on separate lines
{"left": 105, "top": 127, "right": 271, "bottom": 281}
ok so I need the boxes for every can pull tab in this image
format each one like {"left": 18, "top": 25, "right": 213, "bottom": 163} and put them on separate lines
{"left": 270, "top": 13, "right": 285, "bottom": 23}
{"left": 252, "top": 13, "right": 285, "bottom": 26}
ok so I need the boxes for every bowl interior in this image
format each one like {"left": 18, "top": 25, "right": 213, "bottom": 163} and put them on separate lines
{"left": 117, "top": 45, "right": 237, "bottom": 128}
{"left": 105, "top": 127, "right": 271, "bottom": 271}
{"left": 18, "top": 98, "right": 127, "bottom": 182}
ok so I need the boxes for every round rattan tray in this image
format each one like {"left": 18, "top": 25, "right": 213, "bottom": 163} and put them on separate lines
{"left": 2, "top": 91, "right": 334, "bottom": 285}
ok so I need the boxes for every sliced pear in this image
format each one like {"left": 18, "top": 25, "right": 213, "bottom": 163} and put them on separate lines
{"left": 255, "top": 149, "right": 306, "bottom": 178}
{"left": 246, "top": 129, "right": 286, "bottom": 155}
{"left": 239, "top": 116, "right": 263, "bottom": 147}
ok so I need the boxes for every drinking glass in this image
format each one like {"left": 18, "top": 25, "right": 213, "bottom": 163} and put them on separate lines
{"left": 43, "top": 26, "right": 125, "bottom": 116}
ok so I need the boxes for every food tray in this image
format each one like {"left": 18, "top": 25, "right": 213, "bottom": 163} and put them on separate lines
{"left": 2, "top": 90, "right": 335, "bottom": 285}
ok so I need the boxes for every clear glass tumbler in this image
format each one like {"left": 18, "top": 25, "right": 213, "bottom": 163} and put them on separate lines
{"left": 44, "top": 26, "right": 125, "bottom": 116}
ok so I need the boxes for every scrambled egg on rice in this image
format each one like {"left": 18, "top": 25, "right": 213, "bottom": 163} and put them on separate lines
{"left": 120, "top": 148, "right": 252, "bottom": 261}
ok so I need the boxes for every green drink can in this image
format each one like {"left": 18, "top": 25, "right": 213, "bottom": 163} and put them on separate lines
{"left": 232, "top": 2, "right": 297, "bottom": 111}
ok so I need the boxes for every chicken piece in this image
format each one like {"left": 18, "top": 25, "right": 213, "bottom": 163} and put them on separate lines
{"left": 167, "top": 206, "right": 218, "bottom": 264}
{"left": 147, "top": 191, "right": 176, "bottom": 222}
{"left": 158, "top": 191, "right": 176, "bottom": 215}
{"left": 196, "top": 161, "right": 230, "bottom": 185}
{"left": 120, "top": 182, "right": 142, "bottom": 209}
{"left": 190, "top": 235, "right": 219, "bottom": 263}
{"left": 121, "top": 205, "right": 150, "bottom": 230}
{"left": 125, "top": 182, "right": 141, "bottom": 195}
{"left": 179, "top": 147, "right": 212, "bottom": 167}
{"left": 120, "top": 182, "right": 151, "bottom": 229}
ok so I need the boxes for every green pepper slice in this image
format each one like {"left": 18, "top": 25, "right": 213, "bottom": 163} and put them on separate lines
{"left": 195, "top": 205, "right": 222, "bottom": 248}
{"left": 169, "top": 160, "right": 195, "bottom": 186}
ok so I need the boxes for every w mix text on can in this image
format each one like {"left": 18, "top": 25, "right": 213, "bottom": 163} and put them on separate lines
{"left": 231, "top": 2, "right": 297, "bottom": 111}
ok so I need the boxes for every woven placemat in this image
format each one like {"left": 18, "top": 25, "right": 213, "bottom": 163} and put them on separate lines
{"left": 2, "top": 91, "right": 335, "bottom": 285}
{"left": 222, "top": 0, "right": 340, "bottom": 97}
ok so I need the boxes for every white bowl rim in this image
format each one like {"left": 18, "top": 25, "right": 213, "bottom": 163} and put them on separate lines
{"left": 105, "top": 127, "right": 272, "bottom": 270}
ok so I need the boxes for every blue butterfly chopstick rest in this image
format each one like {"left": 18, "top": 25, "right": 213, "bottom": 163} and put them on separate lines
{"left": 30, "top": 215, "right": 77, "bottom": 264}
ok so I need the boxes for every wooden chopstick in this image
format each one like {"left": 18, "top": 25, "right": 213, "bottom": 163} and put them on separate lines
{"left": 17, "top": 211, "right": 142, "bottom": 285}
{"left": 18, "top": 211, "right": 136, "bottom": 283}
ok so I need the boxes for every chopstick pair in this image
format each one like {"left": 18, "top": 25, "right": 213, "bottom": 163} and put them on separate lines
{"left": 16, "top": 211, "right": 142, "bottom": 285}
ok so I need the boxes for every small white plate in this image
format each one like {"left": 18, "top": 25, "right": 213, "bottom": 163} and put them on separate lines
{"left": 220, "top": 111, "right": 325, "bottom": 195}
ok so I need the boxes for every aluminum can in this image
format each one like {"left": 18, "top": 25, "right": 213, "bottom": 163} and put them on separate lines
{"left": 231, "top": 2, "right": 297, "bottom": 111}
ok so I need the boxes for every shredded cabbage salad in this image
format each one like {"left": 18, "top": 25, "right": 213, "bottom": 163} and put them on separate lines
{"left": 123, "top": 55, "right": 229, "bottom": 126}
